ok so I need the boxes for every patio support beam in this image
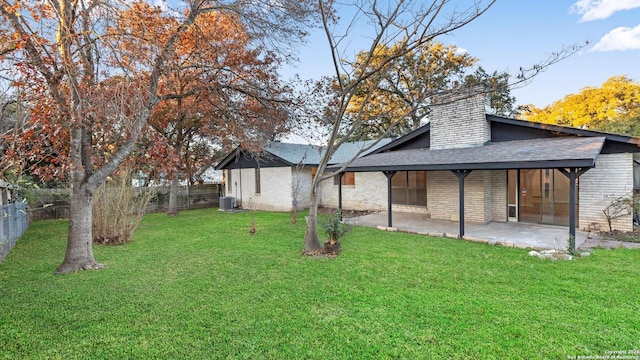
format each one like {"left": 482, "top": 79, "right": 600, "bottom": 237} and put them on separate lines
{"left": 558, "top": 167, "right": 590, "bottom": 252}
{"left": 383, "top": 171, "right": 397, "bottom": 227}
{"left": 338, "top": 172, "right": 344, "bottom": 221}
{"left": 452, "top": 170, "right": 472, "bottom": 238}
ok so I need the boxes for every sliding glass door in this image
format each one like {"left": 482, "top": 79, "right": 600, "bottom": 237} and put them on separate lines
{"left": 507, "top": 169, "right": 574, "bottom": 226}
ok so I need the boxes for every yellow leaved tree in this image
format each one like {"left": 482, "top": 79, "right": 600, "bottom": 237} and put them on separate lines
{"left": 521, "top": 76, "right": 640, "bottom": 134}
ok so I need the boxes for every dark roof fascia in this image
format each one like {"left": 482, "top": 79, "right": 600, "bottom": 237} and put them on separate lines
{"left": 487, "top": 115, "right": 640, "bottom": 146}
{"left": 369, "top": 115, "right": 640, "bottom": 159}
{"left": 215, "top": 146, "right": 241, "bottom": 170}
{"left": 215, "top": 147, "right": 295, "bottom": 170}
{"left": 368, "top": 124, "right": 431, "bottom": 154}
{"left": 330, "top": 158, "right": 597, "bottom": 173}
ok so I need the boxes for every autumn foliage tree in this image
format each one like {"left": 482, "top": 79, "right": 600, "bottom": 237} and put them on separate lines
{"left": 521, "top": 76, "right": 640, "bottom": 134}
{"left": 342, "top": 41, "right": 516, "bottom": 139}
{"left": 0, "top": 0, "right": 317, "bottom": 273}
{"left": 147, "top": 11, "right": 294, "bottom": 216}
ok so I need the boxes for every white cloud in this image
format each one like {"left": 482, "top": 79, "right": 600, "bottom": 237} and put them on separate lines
{"left": 571, "top": 0, "right": 640, "bottom": 21}
{"left": 590, "top": 24, "right": 640, "bottom": 51}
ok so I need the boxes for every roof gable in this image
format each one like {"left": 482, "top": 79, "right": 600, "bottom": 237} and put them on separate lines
{"left": 488, "top": 115, "right": 640, "bottom": 154}
{"left": 216, "top": 138, "right": 393, "bottom": 170}
{"left": 371, "top": 125, "right": 431, "bottom": 154}
{"left": 369, "top": 115, "right": 640, "bottom": 155}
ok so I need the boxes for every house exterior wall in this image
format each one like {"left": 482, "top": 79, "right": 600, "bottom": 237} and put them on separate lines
{"left": 318, "top": 172, "right": 388, "bottom": 211}
{"left": 427, "top": 170, "right": 492, "bottom": 224}
{"left": 579, "top": 153, "right": 634, "bottom": 232}
{"left": 227, "top": 167, "right": 294, "bottom": 211}
{"left": 491, "top": 170, "right": 508, "bottom": 222}
{"left": 430, "top": 92, "right": 489, "bottom": 150}
{"left": 291, "top": 168, "right": 314, "bottom": 209}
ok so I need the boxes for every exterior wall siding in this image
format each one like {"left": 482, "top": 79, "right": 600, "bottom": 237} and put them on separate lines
{"left": 393, "top": 204, "right": 430, "bottom": 214}
{"left": 427, "top": 170, "right": 491, "bottom": 224}
{"left": 491, "top": 170, "right": 508, "bottom": 222}
{"left": 318, "top": 172, "right": 388, "bottom": 211}
{"left": 579, "top": 153, "right": 634, "bottom": 232}
{"left": 228, "top": 167, "right": 294, "bottom": 211}
{"left": 291, "top": 168, "right": 314, "bottom": 209}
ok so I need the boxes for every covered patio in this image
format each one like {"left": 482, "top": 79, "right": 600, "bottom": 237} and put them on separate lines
{"left": 348, "top": 211, "right": 590, "bottom": 250}
{"left": 333, "top": 136, "right": 606, "bottom": 252}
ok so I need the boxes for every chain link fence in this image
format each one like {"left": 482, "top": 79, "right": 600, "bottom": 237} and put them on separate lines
{"left": 0, "top": 202, "right": 30, "bottom": 263}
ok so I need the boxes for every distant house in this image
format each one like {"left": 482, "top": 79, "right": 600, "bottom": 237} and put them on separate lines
{"left": 217, "top": 91, "right": 640, "bottom": 238}
{"left": 215, "top": 139, "right": 392, "bottom": 211}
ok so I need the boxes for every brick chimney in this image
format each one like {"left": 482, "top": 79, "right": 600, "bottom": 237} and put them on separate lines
{"left": 429, "top": 87, "right": 489, "bottom": 150}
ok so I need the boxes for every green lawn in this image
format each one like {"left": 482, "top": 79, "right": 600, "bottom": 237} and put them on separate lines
{"left": 1, "top": 209, "right": 639, "bottom": 359}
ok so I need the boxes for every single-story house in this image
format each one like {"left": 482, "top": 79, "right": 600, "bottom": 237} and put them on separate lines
{"left": 217, "top": 91, "right": 640, "bottom": 237}
{"left": 215, "top": 139, "right": 392, "bottom": 211}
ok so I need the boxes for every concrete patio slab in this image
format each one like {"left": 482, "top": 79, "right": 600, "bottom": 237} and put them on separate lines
{"left": 348, "top": 211, "right": 589, "bottom": 250}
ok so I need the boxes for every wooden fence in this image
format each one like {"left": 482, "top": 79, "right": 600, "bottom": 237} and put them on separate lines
{"left": 29, "top": 184, "right": 224, "bottom": 220}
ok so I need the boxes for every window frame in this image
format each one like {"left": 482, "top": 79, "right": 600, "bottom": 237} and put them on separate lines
{"left": 333, "top": 172, "right": 355, "bottom": 186}
{"left": 391, "top": 171, "right": 427, "bottom": 206}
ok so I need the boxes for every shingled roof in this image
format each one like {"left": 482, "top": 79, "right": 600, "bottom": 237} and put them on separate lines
{"left": 331, "top": 136, "right": 606, "bottom": 172}
{"left": 216, "top": 138, "right": 394, "bottom": 170}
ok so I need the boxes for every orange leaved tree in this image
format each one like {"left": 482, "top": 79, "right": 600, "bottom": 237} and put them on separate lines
{"left": 146, "top": 11, "right": 294, "bottom": 216}
{"left": 0, "top": 0, "right": 316, "bottom": 273}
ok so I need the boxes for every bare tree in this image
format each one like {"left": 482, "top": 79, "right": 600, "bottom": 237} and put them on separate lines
{"left": 302, "top": 0, "right": 497, "bottom": 252}
{"left": 602, "top": 193, "right": 638, "bottom": 232}
{"left": 302, "top": 0, "right": 585, "bottom": 253}
{"left": 290, "top": 157, "right": 307, "bottom": 224}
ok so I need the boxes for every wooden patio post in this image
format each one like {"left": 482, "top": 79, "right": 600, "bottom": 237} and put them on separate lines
{"left": 452, "top": 170, "right": 472, "bottom": 238}
{"left": 383, "top": 171, "right": 397, "bottom": 227}
{"left": 558, "top": 167, "right": 589, "bottom": 252}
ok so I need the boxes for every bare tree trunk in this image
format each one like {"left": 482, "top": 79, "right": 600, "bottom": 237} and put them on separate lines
{"left": 55, "top": 182, "right": 105, "bottom": 274}
{"left": 168, "top": 174, "right": 179, "bottom": 216}
{"left": 303, "top": 190, "right": 322, "bottom": 252}
{"left": 291, "top": 202, "right": 298, "bottom": 224}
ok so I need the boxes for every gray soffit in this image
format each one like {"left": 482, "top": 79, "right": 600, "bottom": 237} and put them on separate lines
{"left": 330, "top": 136, "right": 606, "bottom": 172}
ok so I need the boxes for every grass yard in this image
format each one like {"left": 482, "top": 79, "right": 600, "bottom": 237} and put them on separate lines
{"left": 1, "top": 208, "right": 639, "bottom": 359}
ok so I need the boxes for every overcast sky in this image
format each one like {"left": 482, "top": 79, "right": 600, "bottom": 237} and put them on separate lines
{"left": 283, "top": 0, "right": 640, "bottom": 109}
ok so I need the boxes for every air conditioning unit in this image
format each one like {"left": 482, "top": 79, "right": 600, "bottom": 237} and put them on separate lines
{"left": 218, "top": 196, "right": 235, "bottom": 211}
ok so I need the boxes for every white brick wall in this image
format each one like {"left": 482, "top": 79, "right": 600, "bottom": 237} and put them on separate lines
{"left": 228, "top": 167, "right": 294, "bottom": 211}
{"left": 430, "top": 93, "right": 489, "bottom": 150}
{"left": 291, "top": 168, "right": 314, "bottom": 209}
{"left": 318, "top": 172, "right": 388, "bottom": 211}
{"left": 579, "top": 153, "right": 634, "bottom": 232}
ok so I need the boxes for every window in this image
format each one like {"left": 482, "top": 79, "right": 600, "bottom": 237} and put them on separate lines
{"left": 227, "top": 169, "right": 232, "bottom": 192}
{"left": 255, "top": 167, "right": 261, "bottom": 194}
{"left": 392, "top": 171, "right": 426, "bottom": 206}
{"left": 334, "top": 172, "right": 355, "bottom": 186}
